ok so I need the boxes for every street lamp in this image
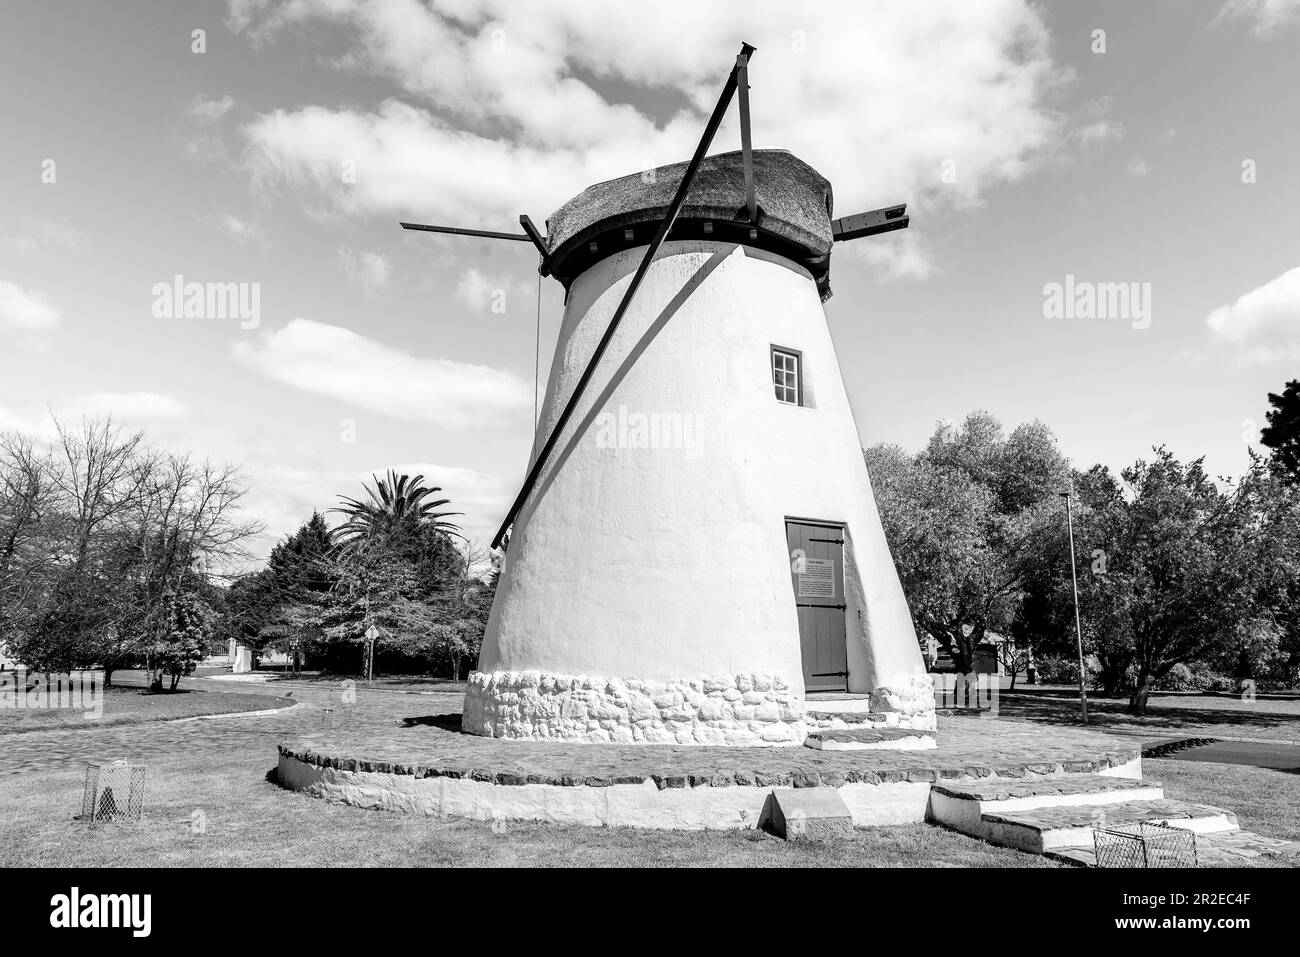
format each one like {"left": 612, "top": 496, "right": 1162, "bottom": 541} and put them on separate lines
{"left": 1059, "top": 490, "right": 1089, "bottom": 723}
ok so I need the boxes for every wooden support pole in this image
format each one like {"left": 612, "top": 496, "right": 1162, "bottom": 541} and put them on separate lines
{"left": 519, "top": 214, "right": 553, "bottom": 276}
{"left": 491, "top": 42, "right": 757, "bottom": 549}
{"left": 737, "top": 55, "right": 757, "bottom": 223}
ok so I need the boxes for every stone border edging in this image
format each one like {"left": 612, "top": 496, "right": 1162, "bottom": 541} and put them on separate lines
{"left": 275, "top": 743, "right": 1140, "bottom": 790}
{"left": 1141, "top": 737, "right": 1221, "bottom": 758}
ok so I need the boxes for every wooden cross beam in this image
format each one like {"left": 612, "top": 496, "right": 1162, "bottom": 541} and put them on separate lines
{"left": 831, "top": 204, "right": 909, "bottom": 241}
{"left": 398, "top": 216, "right": 553, "bottom": 275}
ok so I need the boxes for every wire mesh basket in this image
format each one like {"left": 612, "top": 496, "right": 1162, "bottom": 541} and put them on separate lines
{"left": 321, "top": 706, "right": 357, "bottom": 732}
{"left": 80, "top": 761, "right": 147, "bottom": 826}
{"left": 1093, "top": 821, "right": 1197, "bottom": 868}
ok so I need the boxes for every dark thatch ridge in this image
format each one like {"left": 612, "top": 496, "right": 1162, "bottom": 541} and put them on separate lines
{"left": 545, "top": 149, "right": 836, "bottom": 295}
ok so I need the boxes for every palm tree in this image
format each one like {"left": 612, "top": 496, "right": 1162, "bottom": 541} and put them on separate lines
{"left": 329, "top": 471, "right": 462, "bottom": 551}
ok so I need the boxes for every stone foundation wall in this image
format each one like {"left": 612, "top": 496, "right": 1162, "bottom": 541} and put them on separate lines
{"left": 462, "top": 669, "right": 939, "bottom": 744}
{"left": 869, "top": 674, "right": 939, "bottom": 732}
{"left": 462, "top": 670, "right": 807, "bottom": 746}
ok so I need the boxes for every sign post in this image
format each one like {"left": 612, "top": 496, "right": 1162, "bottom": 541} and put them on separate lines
{"left": 364, "top": 625, "right": 379, "bottom": 685}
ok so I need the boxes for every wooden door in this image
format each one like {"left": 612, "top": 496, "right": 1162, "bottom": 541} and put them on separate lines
{"left": 786, "top": 520, "right": 848, "bottom": 692}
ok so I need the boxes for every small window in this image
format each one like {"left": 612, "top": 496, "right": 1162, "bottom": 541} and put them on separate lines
{"left": 771, "top": 346, "right": 802, "bottom": 405}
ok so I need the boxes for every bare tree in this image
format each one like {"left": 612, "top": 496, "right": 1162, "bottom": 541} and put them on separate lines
{"left": 0, "top": 431, "right": 59, "bottom": 632}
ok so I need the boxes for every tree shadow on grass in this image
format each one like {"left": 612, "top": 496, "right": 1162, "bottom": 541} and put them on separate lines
{"left": 399, "top": 714, "right": 462, "bottom": 732}
{"left": 996, "top": 694, "right": 1300, "bottom": 736}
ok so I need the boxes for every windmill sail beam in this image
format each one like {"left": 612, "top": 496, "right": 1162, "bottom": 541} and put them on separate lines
{"left": 491, "top": 41, "right": 757, "bottom": 550}
{"left": 399, "top": 221, "right": 534, "bottom": 242}
{"left": 831, "top": 204, "right": 909, "bottom": 242}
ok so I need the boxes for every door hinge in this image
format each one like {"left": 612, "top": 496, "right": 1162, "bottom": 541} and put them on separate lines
{"left": 809, "top": 537, "right": 843, "bottom": 544}
{"left": 796, "top": 603, "right": 846, "bottom": 609}
{"left": 812, "top": 670, "right": 849, "bottom": 677}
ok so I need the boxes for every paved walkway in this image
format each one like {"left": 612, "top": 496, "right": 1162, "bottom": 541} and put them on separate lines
{"left": 280, "top": 707, "right": 1139, "bottom": 786}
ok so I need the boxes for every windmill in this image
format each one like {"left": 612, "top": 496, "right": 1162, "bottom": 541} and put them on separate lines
{"left": 404, "top": 44, "right": 934, "bottom": 745}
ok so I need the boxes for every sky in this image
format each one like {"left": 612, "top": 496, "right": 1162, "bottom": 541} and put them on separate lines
{"left": 2, "top": 0, "right": 1298, "bottom": 566}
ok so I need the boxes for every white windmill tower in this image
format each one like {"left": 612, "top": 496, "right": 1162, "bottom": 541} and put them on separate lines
{"left": 405, "top": 45, "right": 934, "bottom": 746}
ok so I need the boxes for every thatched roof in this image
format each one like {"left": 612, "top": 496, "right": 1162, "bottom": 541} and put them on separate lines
{"left": 545, "top": 149, "right": 837, "bottom": 297}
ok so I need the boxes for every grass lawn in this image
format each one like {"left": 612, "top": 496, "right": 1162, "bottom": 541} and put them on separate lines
{"left": 0, "top": 746, "right": 1055, "bottom": 868}
{"left": 5, "top": 682, "right": 1295, "bottom": 867}
{"left": 994, "top": 689, "right": 1300, "bottom": 742}
{"left": 1146, "top": 759, "right": 1300, "bottom": 843}
{"left": 0, "top": 687, "right": 291, "bottom": 734}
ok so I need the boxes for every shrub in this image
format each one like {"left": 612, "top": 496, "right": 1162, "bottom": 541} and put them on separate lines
{"left": 1154, "top": 662, "right": 1198, "bottom": 691}
{"left": 1035, "top": 656, "right": 1081, "bottom": 686}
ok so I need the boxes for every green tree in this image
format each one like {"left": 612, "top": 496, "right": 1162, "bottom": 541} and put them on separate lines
{"left": 1260, "top": 379, "right": 1300, "bottom": 483}
{"left": 1073, "top": 450, "right": 1263, "bottom": 714}
{"left": 330, "top": 471, "right": 461, "bottom": 552}
{"left": 150, "top": 588, "right": 212, "bottom": 690}
{"left": 867, "top": 412, "right": 1070, "bottom": 673}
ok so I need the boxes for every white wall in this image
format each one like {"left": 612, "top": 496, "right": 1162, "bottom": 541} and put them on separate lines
{"left": 477, "top": 241, "right": 928, "bottom": 714}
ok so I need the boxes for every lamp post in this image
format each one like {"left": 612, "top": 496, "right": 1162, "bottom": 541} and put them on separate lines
{"left": 1059, "top": 490, "right": 1088, "bottom": 723}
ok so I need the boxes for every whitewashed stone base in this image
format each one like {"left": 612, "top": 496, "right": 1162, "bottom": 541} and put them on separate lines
{"left": 276, "top": 752, "right": 935, "bottom": 829}
{"left": 462, "top": 669, "right": 938, "bottom": 745}
{"left": 870, "top": 675, "right": 938, "bottom": 732}
{"left": 462, "top": 669, "right": 807, "bottom": 746}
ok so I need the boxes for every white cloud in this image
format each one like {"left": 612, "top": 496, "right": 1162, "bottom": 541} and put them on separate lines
{"left": 225, "top": 0, "right": 272, "bottom": 34}
{"left": 232, "top": 317, "right": 532, "bottom": 429}
{"left": 0, "top": 280, "right": 61, "bottom": 331}
{"left": 338, "top": 246, "right": 391, "bottom": 297}
{"left": 71, "top": 392, "right": 191, "bottom": 423}
{"left": 235, "top": 1, "right": 1065, "bottom": 234}
{"left": 1205, "top": 266, "right": 1300, "bottom": 362}
{"left": 1074, "top": 120, "right": 1123, "bottom": 149}
{"left": 453, "top": 267, "right": 532, "bottom": 312}
{"left": 9, "top": 218, "right": 86, "bottom": 253}
{"left": 850, "top": 230, "right": 935, "bottom": 281}
{"left": 213, "top": 213, "right": 268, "bottom": 244}
{"left": 190, "top": 93, "right": 235, "bottom": 121}
{"left": 1125, "top": 157, "right": 1149, "bottom": 178}
{"left": 1215, "top": 0, "right": 1300, "bottom": 36}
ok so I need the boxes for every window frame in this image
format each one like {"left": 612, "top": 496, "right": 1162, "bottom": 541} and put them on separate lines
{"left": 770, "top": 345, "right": 803, "bottom": 407}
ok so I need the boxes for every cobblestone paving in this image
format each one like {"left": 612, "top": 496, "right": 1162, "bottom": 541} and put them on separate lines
{"left": 931, "top": 776, "right": 1156, "bottom": 801}
{"left": 982, "top": 798, "right": 1233, "bottom": 829}
{"left": 280, "top": 711, "right": 1138, "bottom": 787}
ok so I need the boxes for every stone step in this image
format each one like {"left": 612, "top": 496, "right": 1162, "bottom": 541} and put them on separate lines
{"left": 803, "top": 727, "right": 937, "bottom": 751}
{"left": 805, "top": 709, "right": 891, "bottom": 724}
{"left": 981, "top": 799, "right": 1239, "bottom": 854}
{"left": 929, "top": 777, "right": 1165, "bottom": 837}
{"left": 761, "top": 787, "right": 854, "bottom": 841}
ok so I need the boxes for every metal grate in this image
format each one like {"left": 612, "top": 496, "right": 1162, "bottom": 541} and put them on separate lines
{"left": 1093, "top": 821, "right": 1198, "bottom": 868}
{"left": 80, "top": 761, "right": 147, "bottom": 826}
